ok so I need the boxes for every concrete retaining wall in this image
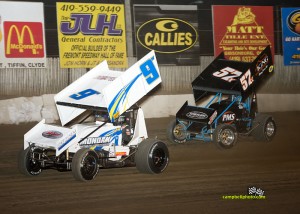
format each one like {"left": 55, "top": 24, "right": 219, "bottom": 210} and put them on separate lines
{"left": 0, "top": 94, "right": 299, "bottom": 124}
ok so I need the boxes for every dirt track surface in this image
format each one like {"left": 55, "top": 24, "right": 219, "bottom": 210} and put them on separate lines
{"left": 0, "top": 112, "right": 300, "bottom": 214}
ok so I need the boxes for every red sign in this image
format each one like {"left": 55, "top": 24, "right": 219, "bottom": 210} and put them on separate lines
{"left": 213, "top": 6, "right": 274, "bottom": 62}
{"left": 4, "top": 21, "right": 44, "bottom": 58}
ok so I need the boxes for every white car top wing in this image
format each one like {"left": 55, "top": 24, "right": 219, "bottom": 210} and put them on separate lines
{"left": 55, "top": 60, "right": 122, "bottom": 126}
{"left": 55, "top": 50, "right": 161, "bottom": 125}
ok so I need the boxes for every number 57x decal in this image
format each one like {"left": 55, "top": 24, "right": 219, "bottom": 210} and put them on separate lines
{"left": 213, "top": 67, "right": 242, "bottom": 82}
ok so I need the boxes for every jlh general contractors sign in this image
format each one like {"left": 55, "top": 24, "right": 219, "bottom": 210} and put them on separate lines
{"left": 57, "top": 2, "right": 127, "bottom": 69}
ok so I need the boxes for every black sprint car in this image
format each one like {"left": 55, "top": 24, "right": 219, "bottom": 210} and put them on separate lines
{"left": 167, "top": 46, "right": 276, "bottom": 149}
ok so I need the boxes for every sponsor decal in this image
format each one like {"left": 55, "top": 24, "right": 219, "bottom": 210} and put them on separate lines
{"left": 42, "top": 130, "right": 63, "bottom": 139}
{"left": 58, "top": 133, "right": 76, "bottom": 151}
{"left": 255, "top": 54, "right": 269, "bottom": 76}
{"left": 4, "top": 21, "right": 44, "bottom": 58}
{"left": 222, "top": 111, "right": 236, "bottom": 124}
{"left": 95, "top": 75, "right": 117, "bottom": 81}
{"left": 208, "top": 110, "right": 217, "bottom": 125}
{"left": 116, "top": 151, "right": 127, "bottom": 156}
{"left": 137, "top": 18, "right": 198, "bottom": 53}
{"left": 186, "top": 111, "right": 208, "bottom": 120}
{"left": 80, "top": 137, "right": 112, "bottom": 146}
{"left": 287, "top": 10, "right": 300, "bottom": 35}
{"left": 97, "top": 128, "right": 122, "bottom": 146}
{"left": 268, "top": 65, "right": 274, "bottom": 72}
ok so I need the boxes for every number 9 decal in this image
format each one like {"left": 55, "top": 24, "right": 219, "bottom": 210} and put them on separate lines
{"left": 70, "top": 89, "right": 100, "bottom": 100}
{"left": 140, "top": 59, "right": 159, "bottom": 85}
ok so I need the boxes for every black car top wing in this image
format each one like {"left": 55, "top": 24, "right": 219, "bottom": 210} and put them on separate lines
{"left": 192, "top": 46, "right": 274, "bottom": 102}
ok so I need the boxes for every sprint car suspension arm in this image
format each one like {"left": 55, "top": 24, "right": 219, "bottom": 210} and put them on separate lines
{"left": 240, "top": 122, "right": 260, "bottom": 136}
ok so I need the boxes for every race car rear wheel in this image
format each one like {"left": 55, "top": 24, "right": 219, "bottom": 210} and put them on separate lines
{"left": 18, "top": 147, "right": 42, "bottom": 176}
{"left": 213, "top": 124, "right": 238, "bottom": 149}
{"left": 167, "top": 119, "right": 187, "bottom": 143}
{"left": 72, "top": 148, "right": 99, "bottom": 182}
{"left": 135, "top": 139, "right": 169, "bottom": 174}
{"left": 252, "top": 114, "right": 276, "bottom": 142}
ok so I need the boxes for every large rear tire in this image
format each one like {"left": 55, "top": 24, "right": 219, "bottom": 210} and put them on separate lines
{"left": 167, "top": 119, "right": 187, "bottom": 143}
{"left": 72, "top": 148, "right": 99, "bottom": 182}
{"left": 18, "top": 147, "right": 42, "bottom": 176}
{"left": 252, "top": 114, "right": 276, "bottom": 142}
{"left": 135, "top": 139, "right": 169, "bottom": 174}
{"left": 213, "top": 124, "right": 238, "bottom": 149}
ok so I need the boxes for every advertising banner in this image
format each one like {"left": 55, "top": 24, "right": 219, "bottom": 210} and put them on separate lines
{"left": 0, "top": 1, "right": 46, "bottom": 69}
{"left": 57, "top": 2, "right": 127, "bottom": 68}
{"left": 281, "top": 8, "right": 300, "bottom": 66}
{"left": 134, "top": 5, "right": 200, "bottom": 65}
{"left": 212, "top": 6, "right": 274, "bottom": 62}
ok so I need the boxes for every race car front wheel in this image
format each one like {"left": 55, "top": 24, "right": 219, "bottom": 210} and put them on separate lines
{"left": 135, "top": 139, "right": 169, "bottom": 174}
{"left": 252, "top": 114, "right": 276, "bottom": 142}
{"left": 72, "top": 148, "right": 99, "bottom": 182}
{"left": 18, "top": 147, "right": 42, "bottom": 176}
{"left": 213, "top": 124, "right": 238, "bottom": 149}
{"left": 167, "top": 119, "right": 187, "bottom": 143}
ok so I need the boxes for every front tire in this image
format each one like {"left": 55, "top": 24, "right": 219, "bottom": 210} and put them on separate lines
{"left": 167, "top": 119, "right": 187, "bottom": 143}
{"left": 252, "top": 114, "right": 276, "bottom": 142}
{"left": 135, "top": 139, "right": 169, "bottom": 174}
{"left": 72, "top": 148, "right": 99, "bottom": 182}
{"left": 213, "top": 124, "right": 238, "bottom": 149}
{"left": 18, "top": 147, "right": 42, "bottom": 176}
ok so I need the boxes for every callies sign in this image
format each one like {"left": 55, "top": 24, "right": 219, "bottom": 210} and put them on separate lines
{"left": 134, "top": 5, "right": 200, "bottom": 65}
{"left": 137, "top": 18, "right": 197, "bottom": 54}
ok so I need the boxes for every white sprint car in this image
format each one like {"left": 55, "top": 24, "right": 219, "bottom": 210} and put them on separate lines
{"left": 18, "top": 51, "right": 169, "bottom": 181}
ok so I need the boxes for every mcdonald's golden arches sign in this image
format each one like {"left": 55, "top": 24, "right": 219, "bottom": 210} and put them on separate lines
{"left": 0, "top": 1, "right": 46, "bottom": 69}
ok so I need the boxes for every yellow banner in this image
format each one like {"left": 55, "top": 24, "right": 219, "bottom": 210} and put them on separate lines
{"left": 57, "top": 2, "right": 127, "bottom": 68}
